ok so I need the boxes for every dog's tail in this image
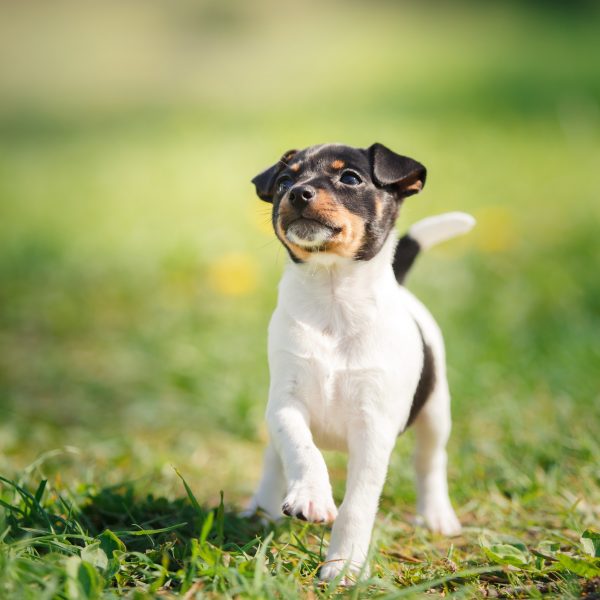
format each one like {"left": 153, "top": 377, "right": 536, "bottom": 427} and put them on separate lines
{"left": 393, "top": 212, "right": 476, "bottom": 284}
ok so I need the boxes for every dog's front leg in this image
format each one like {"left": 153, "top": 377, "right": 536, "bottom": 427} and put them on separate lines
{"left": 267, "top": 404, "right": 337, "bottom": 523}
{"left": 320, "top": 418, "right": 396, "bottom": 583}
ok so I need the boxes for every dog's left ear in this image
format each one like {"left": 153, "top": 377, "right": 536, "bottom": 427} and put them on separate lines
{"left": 367, "top": 143, "right": 427, "bottom": 199}
{"left": 251, "top": 149, "right": 298, "bottom": 203}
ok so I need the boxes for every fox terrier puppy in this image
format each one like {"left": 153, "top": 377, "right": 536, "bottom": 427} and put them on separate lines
{"left": 246, "top": 142, "right": 474, "bottom": 582}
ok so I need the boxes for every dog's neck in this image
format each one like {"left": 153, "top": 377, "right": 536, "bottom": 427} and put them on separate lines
{"left": 287, "top": 230, "right": 396, "bottom": 284}
{"left": 277, "top": 231, "right": 398, "bottom": 332}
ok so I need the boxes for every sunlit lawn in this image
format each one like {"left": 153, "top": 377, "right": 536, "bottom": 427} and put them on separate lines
{"left": 0, "top": 1, "right": 599, "bottom": 597}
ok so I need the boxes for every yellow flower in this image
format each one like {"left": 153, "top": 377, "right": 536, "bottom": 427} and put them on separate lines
{"left": 208, "top": 252, "right": 259, "bottom": 296}
{"left": 472, "top": 206, "right": 518, "bottom": 253}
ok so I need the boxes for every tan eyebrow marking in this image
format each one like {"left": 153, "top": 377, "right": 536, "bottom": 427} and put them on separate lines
{"left": 289, "top": 162, "right": 301, "bottom": 172}
{"left": 331, "top": 160, "right": 345, "bottom": 169}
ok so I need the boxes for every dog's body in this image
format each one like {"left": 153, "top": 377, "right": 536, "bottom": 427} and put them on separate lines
{"left": 246, "top": 143, "right": 474, "bottom": 582}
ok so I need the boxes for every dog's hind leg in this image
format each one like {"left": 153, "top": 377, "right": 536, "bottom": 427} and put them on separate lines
{"left": 412, "top": 376, "right": 461, "bottom": 536}
{"left": 244, "top": 444, "right": 286, "bottom": 521}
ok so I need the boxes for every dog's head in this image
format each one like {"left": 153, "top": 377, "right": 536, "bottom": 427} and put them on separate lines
{"left": 252, "top": 143, "right": 426, "bottom": 263}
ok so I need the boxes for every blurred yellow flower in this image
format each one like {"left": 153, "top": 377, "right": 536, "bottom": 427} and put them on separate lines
{"left": 472, "top": 206, "right": 518, "bottom": 253}
{"left": 208, "top": 252, "right": 259, "bottom": 296}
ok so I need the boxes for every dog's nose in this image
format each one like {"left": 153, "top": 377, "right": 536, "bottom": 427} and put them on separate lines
{"left": 288, "top": 185, "right": 316, "bottom": 211}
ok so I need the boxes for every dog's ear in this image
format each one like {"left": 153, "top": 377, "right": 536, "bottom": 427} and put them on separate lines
{"left": 367, "top": 143, "right": 426, "bottom": 199}
{"left": 251, "top": 149, "right": 298, "bottom": 203}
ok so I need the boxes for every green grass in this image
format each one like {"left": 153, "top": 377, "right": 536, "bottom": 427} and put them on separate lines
{"left": 0, "top": 467, "right": 599, "bottom": 598}
{"left": 1, "top": 1, "right": 599, "bottom": 597}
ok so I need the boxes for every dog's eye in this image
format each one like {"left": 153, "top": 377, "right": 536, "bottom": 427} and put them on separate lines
{"left": 276, "top": 176, "right": 294, "bottom": 194}
{"left": 340, "top": 171, "right": 362, "bottom": 186}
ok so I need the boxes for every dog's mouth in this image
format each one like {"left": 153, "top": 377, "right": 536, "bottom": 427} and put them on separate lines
{"left": 284, "top": 217, "right": 341, "bottom": 248}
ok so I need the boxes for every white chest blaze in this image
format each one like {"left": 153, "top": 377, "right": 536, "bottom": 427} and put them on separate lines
{"left": 267, "top": 233, "right": 425, "bottom": 450}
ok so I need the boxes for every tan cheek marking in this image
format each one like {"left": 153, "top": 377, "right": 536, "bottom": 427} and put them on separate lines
{"left": 327, "top": 209, "right": 366, "bottom": 258}
{"left": 289, "top": 162, "right": 300, "bottom": 172}
{"left": 275, "top": 217, "right": 311, "bottom": 262}
{"left": 331, "top": 160, "right": 345, "bottom": 170}
{"left": 309, "top": 190, "right": 366, "bottom": 258}
{"left": 312, "top": 189, "right": 338, "bottom": 214}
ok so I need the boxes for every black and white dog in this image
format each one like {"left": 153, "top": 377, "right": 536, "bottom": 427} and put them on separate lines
{"left": 246, "top": 143, "right": 474, "bottom": 582}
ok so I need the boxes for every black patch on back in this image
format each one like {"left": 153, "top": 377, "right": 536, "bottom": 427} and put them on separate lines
{"left": 404, "top": 323, "right": 436, "bottom": 430}
{"left": 393, "top": 234, "right": 421, "bottom": 284}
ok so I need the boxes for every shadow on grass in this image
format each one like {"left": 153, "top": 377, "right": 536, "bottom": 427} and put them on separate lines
{"left": 0, "top": 475, "right": 273, "bottom": 556}
{"left": 1, "top": 475, "right": 329, "bottom": 596}
{"left": 79, "top": 483, "right": 269, "bottom": 553}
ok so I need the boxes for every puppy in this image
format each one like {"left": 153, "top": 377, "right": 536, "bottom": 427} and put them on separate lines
{"left": 246, "top": 143, "right": 474, "bottom": 582}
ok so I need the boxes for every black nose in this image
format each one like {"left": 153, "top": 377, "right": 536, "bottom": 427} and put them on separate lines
{"left": 288, "top": 185, "right": 315, "bottom": 210}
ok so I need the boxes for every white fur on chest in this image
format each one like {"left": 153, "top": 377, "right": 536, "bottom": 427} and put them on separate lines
{"left": 267, "top": 235, "right": 423, "bottom": 450}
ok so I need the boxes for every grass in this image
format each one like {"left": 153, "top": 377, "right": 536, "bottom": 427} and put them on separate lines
{"left": 1, "top": 0, "right": 599, "bottom": 597}
{"left": 0, "top": 467, "right": 599, "bottom": 598}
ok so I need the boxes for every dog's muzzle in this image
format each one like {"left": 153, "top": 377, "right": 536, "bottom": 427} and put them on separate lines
{"left": 285, "top": 217, "right": 338, "bottom": 248}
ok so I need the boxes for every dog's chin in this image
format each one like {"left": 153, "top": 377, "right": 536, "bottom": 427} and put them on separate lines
{"left": 285, "top": 218, "right": 336, "bottom": 249}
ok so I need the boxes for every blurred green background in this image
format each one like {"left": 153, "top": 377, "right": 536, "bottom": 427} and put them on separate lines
{"left": 0, "top": 0, "right": 598, "bottom": 508}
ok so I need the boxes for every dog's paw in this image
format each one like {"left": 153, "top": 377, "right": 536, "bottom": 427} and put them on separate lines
{"left": 319, "top": 559, "right": 367, "bottom": 585}
{"left": 417, "top": 502, "right": 462, "bottom": 536}
{"left": 282, "top": 480, "right": 337, "bottom": 523}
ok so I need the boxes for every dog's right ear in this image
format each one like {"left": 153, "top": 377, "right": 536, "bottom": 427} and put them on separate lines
{"left": 251, "top": 149, "right": 298, "bottom": 203}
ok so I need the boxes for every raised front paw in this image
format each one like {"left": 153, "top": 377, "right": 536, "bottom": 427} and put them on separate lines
{"left": 282, "top": 480, "right": 337, "bottom": 523}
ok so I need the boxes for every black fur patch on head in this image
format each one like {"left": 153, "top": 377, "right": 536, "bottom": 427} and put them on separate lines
{"left": 251, "top": 143, "right": 427, "bottom": 263}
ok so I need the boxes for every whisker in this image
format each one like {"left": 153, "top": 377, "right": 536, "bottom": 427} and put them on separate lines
{"left": 256, "top": 238, "right": 280, "bottom": 251}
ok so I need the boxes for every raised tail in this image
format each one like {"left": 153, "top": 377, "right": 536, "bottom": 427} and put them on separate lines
{"left": 393, "top": 212, "right": 476, "bottom": 284}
